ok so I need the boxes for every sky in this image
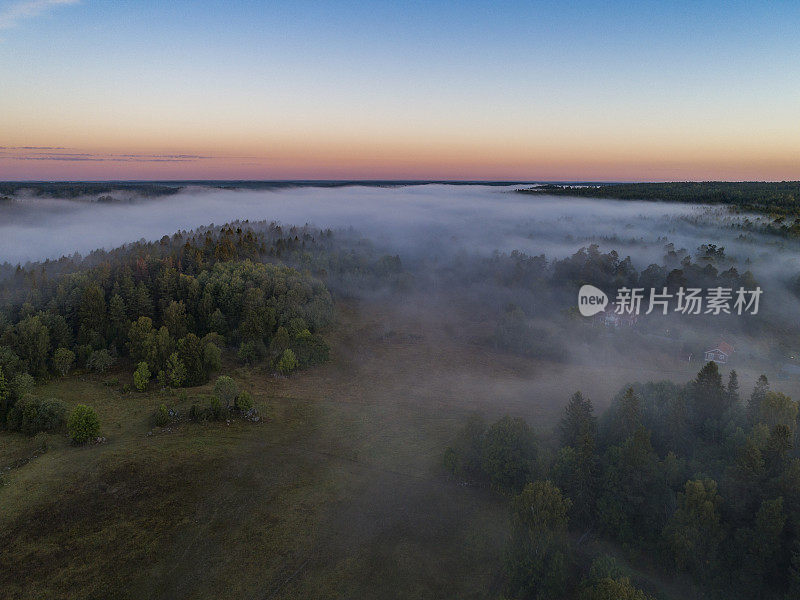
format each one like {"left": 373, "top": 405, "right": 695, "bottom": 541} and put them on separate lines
{"left": 0, "top": 0, "right": 799, "bottom": 181}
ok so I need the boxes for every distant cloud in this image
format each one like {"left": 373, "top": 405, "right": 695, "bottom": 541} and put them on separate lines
{"left": 0, "top": 153, "right": 215, "bottom": 163}
{"left": 0, "top": 148, "right": 255, "bottom": 163}
{"left": 0, "top": 145, "right": 67, "bottom": 150}
{"left": 0, "top": 0, "right": 79, "bottom": 31}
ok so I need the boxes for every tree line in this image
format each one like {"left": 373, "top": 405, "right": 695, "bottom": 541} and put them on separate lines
{"left": 445, "top": 363, "right": 800, "bottom": 599}
{"left": 520, "top": 182, "right": 800, "bottom": 218}
{"left": 0, "top": 224, "right": 348, "bottom": 430}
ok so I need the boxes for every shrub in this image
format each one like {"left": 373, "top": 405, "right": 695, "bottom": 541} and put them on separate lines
{"left": 0, "top": 347, "right": 21, "bottom": 380}
{"left": 586, "top": 555, "right": 627, "bottom": 584}
{"left": 481, "top": 415, "right": 539, "bottom": 493}
{"left": 292, "top": 330, "right": 330, "bottom": 367}
{"left": 10, "top": 373, "right": 34, "bottom": 403}
{"left": 237, "top": 340, "right": 264, "bottom": 364}
{"left": 443, "top": 412, "right": 487, "bottom": 481}
{"left": 276, "top": 349, "right": 298, "bottom": 375}
{"left": 53, "top": 347, "right": 76, "bottom": 376}
{"left": 209, "top": 396, "right": 225, "bottom": 421}
{"left": 154, "top": 403, "right": 170, "bottom": 427}
{"left": 75, "top": 344, "right": 93, "bottom": 367}
{"left": 166, "top": 352, "right": 187, "bottom": 388}
{"left": 36, "top": 398, "right": 68, "bottom": 433}
{"left": 6, "top": 396, "right": 67, "bottom": 435}
{"left": 5, "top": 398, "right": 26, "bottom": 431}
{"left": 203, "top": 342, "right": 222, "bottom": 373}
{"left": 213, "top": 375, "right": 238, "bottom": 408}
{"left": 133, "top": 361, "right": 151, "bottom": 392}
{"left": 67, "top": 404, "right": 100, "bottom": 444}
{"left": 580, "top": 576, "right": 654, "bottom": 600}
{"left": 269, "top": 326, "right": 291, "bottom": 354}
{"left": 87, "top": 349, "right": 114, "bottom": 374}
{"left": 235, "top": 390, "right": 253, "bottom": 412}
{"left": 0, "top": 367, "right": 9, "bottom": 423}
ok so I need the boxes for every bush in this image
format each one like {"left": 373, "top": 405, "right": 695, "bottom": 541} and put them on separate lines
{"left": 73, "top": 344, "right": 91, "bottom": 367}
{"left": 276, "top": 349, "right": 298, "bottom": 375}
{"left": 53, "top": 347, "right": 75, "bottom": 376}
{"left": 213, "top": 375, "right": 238, "bottom": 407}
{"left": 235, "top": 390, "right": 253, "bottom": 412}
{"left": 6, "top": 396, "right": 66, "bottom": 435}
{"left": 481, "top": 415, "right": 539, "bottom": 493}
{"left": 444, "top": 412, "right": 487, "bottom": 481}
{"left": 10, "top": 373, "right": 34, "bottom": 403}
{"left": 67, "top": 404, "right": 100, "bottom": 444}
{"left": 203, "top": 342, "right": 222, "bottom": 373}
{"left": 133, "top": 361, "right": 151, "bottom": 392}
{"left": 36, "top": 398, "right": 67, "bottom": 433}
{"left": 292, "top": 330, "right": 330, "bottom": 367}
{"left": 87, "top": 349, "right": 114, "bottom": 374}
{"left": 209, "top": 396, "right": 225, "bottom": 420}
{"left": 166, "top": 352, "right": 186, "bottom": 387}
{"left": 270, "top": 326, "right": 291, "bottom": 354}
{"left": 153, "top": 403, "right": 170, "bottom": 427}
{"left": 237, "top": 340, "right": 265, "bottom": 365}
{"left": 579, "top": 577, "right": 654, "bottom": 600}
{"left": 0, "top": 367, "right": 9, "bottom": 423}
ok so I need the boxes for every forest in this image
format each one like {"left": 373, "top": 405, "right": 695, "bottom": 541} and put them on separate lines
{"left": 3, "top": 184, "right": 800, "bottom": 599}
{"left": 445, "top": 363, "right": 800, "bottom": 599}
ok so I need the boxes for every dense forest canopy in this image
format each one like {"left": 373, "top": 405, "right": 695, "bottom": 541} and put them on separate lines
{"left": 446, "top": 361, "right": 800, "bottom": 600}
{"left": 0, "top": 223, "right": 356, "bottom": 426}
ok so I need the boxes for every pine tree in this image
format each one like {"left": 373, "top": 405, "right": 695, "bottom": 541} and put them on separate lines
{"left": 690, "top": 361, "right": 725, "bottom": 437}
{"left": 619, "top": 388, "right": 641, "bottom": 440}
{"left": 748, "top": 375, "right": 769, "bottom": 427}
{"left": 727, "top": 370, "right": 740, "bottom": 408}
{"left": 559, "top": 391, "right": 596, "bottom": 448}
{"left": 0, "top": 367, "right": 8, "bottom": 423}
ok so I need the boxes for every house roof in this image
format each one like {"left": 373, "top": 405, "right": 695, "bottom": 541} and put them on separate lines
{"left": 716, "top": 341, "right": 735, "bottom": 355}
{"left": 705, "top": 341, "right": 734, "bottom": 355}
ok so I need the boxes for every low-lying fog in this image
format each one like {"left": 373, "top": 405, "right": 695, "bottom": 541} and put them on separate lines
{"left": 0, "top": 184, "right": 791, "bottom": 272}
{"left": 5, "top": 183, "right": 800, "bottom": 417}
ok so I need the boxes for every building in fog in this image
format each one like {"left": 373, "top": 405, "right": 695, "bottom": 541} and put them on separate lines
{"left": 704, "top": 341, "right": 734, "bottom": 364}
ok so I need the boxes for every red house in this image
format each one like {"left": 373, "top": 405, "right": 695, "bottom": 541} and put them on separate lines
{"left": 704, "top": 341, "right": 734, "bottom": 364}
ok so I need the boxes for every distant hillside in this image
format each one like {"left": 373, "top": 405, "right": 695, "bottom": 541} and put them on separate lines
{"left": 0, "top": 180, "right": 532, "bottom": 199}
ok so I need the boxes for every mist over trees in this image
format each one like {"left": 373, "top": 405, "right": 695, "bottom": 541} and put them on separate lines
{"left": 446, "top": 361, "right": 800, "bottom": 599}
{"left": 4, "top": 184, "right": 800, "bottom": 598}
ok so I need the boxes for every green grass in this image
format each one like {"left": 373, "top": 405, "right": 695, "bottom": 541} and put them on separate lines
{"left": 0, "top": 303, "right": 514, "bottom": 599}
{"left": 2, "top": 298, "right": 768, "bottom": 599}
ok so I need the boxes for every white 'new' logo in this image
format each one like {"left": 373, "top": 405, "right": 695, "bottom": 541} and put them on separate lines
{"left": 578, "top": 285, "right": 608, "bottom": 317}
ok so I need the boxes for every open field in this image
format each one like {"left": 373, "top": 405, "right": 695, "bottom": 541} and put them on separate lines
{"left": 2, "top": 297, "right": 798, "bottom": 599}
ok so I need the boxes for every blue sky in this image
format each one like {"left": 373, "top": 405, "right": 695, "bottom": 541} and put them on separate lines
{"left": 1, "top": 0, "right": 799, "bottom": 180}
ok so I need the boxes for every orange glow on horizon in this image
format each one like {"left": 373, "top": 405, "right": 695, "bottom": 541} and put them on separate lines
{"left": 2, "top": 137, "right": 798, "bottom": 182}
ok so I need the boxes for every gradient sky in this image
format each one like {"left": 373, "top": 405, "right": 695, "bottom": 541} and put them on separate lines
{"left": 1, "top": 0, "right": 799, "bottom": 181}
